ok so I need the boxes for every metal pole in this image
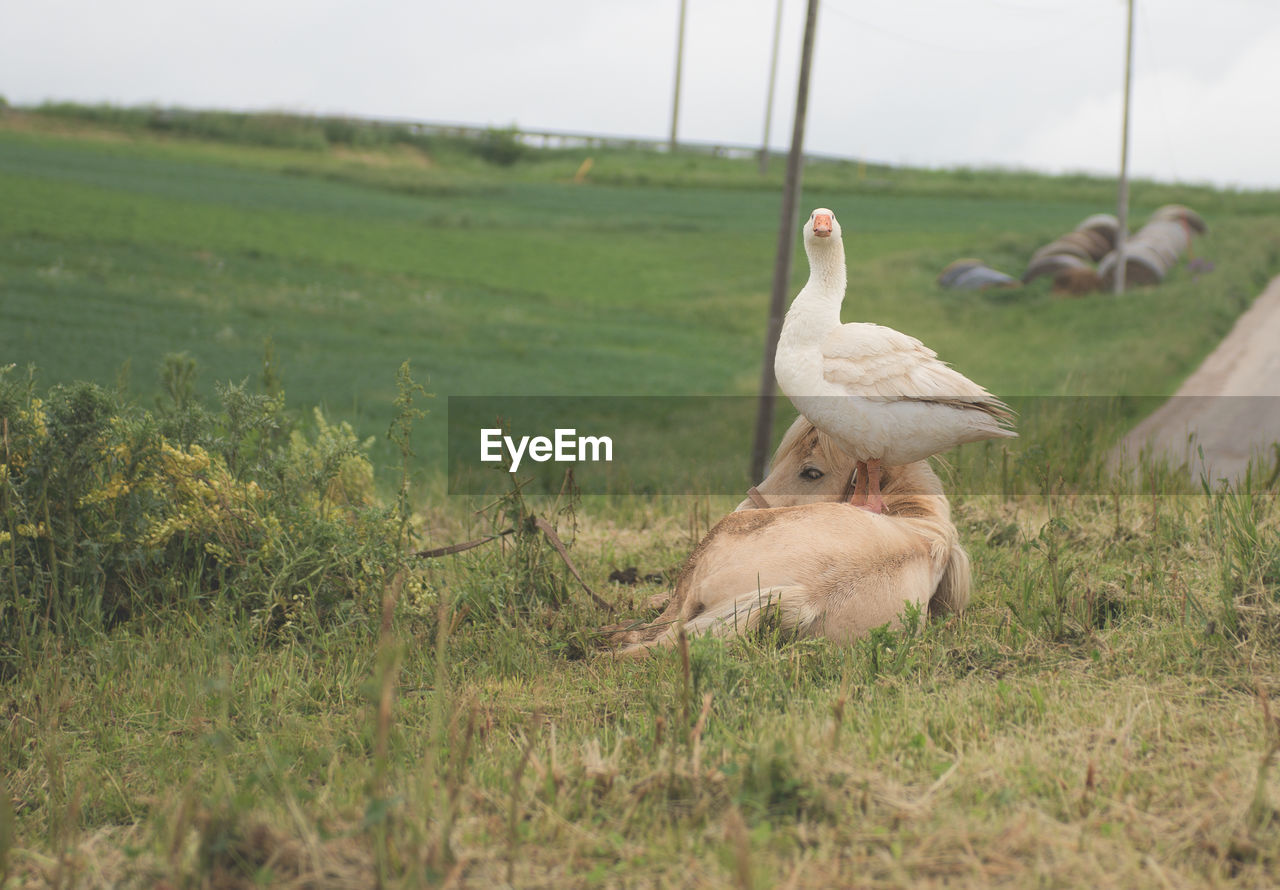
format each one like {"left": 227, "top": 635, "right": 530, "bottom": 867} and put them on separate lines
{"left": 669, "top": 0, "right": 688, "bottom": 152}
{"left": 758, "top": 0, "right": 785, "bottom": 175}
{"left": 750, "top": 0, "right": 820, "bottom": 482}
{"left": 1114, "top": 0, "right": 1134, "bottom": 295}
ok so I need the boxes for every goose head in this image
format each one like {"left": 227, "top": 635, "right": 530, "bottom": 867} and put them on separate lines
{"left": 804, "top": 207, "right": 842, "bottom": 246}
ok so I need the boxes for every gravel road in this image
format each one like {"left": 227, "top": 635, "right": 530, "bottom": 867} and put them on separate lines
{"left": 1117, "top": 274, "right": 1280, "bottom": 485}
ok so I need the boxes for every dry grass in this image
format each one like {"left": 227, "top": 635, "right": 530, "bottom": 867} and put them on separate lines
{"left": 0, "top": 109, "right": 137, "bottom": 144}
{"left": 330, "top": 145, "right": 433, "bottom": 169}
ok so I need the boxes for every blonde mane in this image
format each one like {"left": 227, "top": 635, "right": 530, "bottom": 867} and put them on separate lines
{"left": 770, "top": 416, "right": 848, "bottom": 476}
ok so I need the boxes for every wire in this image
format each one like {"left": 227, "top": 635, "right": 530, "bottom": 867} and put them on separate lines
{"left": 1133, "top": 1, "right": 1181, "bottom": 182}
{"left": 822, "top": 0, "right": 1116, "bottom": 57}
{"left": 980, "top": 0, "right": 1084, "bottom": 15}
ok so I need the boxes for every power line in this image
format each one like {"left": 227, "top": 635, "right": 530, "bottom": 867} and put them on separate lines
{"left": 821, "top": 0, "right": 1113, "bottom": 57}
{"left": 1134, "top": 0, "right": 1181, "bottom": 183}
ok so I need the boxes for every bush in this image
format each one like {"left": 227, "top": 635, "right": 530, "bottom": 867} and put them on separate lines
{"left": 25, "top": 103, "right": 546, "bottom": 168}
{"left": 0, "top": 362, "right": 409, "bottom": 676}
{"left": 475, "top": 127, "right": 526, "bottom": 166}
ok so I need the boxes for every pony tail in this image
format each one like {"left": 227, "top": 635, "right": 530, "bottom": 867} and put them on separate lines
{"left": 930, "top": 539, "right": 971, "bottom": 617}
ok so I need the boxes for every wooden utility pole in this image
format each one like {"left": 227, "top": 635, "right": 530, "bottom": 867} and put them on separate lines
{"left": 1114, "top": 0, "right": 1135, "bottom": 295}
{"left": 669, "top": 0, "right": 688, "bottom": 152}
{"left": 758, "top": 0, "right": 785, "bottom": 175}
{"left": 750, "top": 0, "right": 820, "bottom": 482}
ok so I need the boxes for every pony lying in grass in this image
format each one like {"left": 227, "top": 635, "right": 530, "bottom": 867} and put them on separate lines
{"left": 610, "top": 417, "right": 970, "bottom": 656}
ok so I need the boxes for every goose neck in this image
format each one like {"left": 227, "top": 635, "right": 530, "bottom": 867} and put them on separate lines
{"left": 809, "top": 247, "right": 845, "bottom": 291}
{"left": 788, "top": 248, "right": 845, "bottom": 329}
{"left": 801, "top": 242, "right": 846, "bottom": 302}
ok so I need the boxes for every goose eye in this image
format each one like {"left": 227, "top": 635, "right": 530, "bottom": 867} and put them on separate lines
{"left": 800, "top": 467, "right": 824, "bottom": 481}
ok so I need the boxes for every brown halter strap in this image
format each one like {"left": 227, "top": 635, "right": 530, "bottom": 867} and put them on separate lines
{"left": 839, "top": 467, "right": 859, "bottom": 503}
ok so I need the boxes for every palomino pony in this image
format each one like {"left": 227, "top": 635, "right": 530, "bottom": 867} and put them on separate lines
{"left": 610, "top": 417, "right": 970, "bottom": 656}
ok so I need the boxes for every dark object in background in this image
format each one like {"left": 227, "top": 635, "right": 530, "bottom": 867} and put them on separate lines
{"left": 1098, "top": 205, "right": 1208, "bottom": 289}
{"left": 1022, "top": 206, "right": 1207, "bottom": 294}
{"left": 609, "top": 567, "right": 640, "bottom": 585}
{"left": 609, "top": 566, "right": 671, "bottom": 585}
{"left": 1023, "top": 214, "right": 1118, "bottom": 284}
{"left": 1052, "top": 266, "right": 1104, "bottom": 298}
{"left": 937, "top": 258, "right": 1020, "bottom": 290}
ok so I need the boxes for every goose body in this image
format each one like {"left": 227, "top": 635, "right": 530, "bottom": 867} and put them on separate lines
{"left": 775, "top": 208, "right": 1015, "bottom": 510}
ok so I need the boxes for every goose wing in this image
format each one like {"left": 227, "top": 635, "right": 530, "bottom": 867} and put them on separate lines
{"left": 820, "top": 323, "right": 1014, "bottom": 423}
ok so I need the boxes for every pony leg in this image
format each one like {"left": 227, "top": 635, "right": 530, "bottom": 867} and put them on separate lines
{"left": 613, "top": 586, "right": 815, "bottom": 655}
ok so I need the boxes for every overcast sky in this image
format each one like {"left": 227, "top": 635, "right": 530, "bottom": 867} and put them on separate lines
{"left": 6, "top": 0, "right": 1279, "bottom": 189}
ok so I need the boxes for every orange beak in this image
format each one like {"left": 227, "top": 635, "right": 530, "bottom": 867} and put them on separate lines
{"left": 812, "top": 213, "right": 833, "bottom": 237}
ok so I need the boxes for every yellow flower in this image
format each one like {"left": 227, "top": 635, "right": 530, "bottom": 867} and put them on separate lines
{"left": 79, "top": 475, "right": 132, "bottom": 507}
{"left": 20, "top": 398, "right": 49, "bottom": 438}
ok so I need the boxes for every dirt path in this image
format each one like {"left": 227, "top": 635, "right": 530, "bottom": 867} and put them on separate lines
{"left": 1117, "top": 274, "right": 1280, "bottom": 484}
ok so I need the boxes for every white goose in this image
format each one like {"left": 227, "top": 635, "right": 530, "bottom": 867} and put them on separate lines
{"left": 775, "top": 207, "right": 1016, "bottom": 513}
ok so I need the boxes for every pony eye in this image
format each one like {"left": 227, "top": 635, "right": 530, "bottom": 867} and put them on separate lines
{"left": 800, "top": 467, "right": 824, "bottom": 481}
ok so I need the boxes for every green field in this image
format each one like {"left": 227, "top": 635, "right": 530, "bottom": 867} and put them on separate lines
{"left": 4, "top": 109, "right": 1277, "bottom": 484}
{"left": 2, "top": 107, "right": 1280, "bottom": 888}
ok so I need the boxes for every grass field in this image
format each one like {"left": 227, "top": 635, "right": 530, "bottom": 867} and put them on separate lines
{"left": 4, "top": 107, "right": 1278, "bottom": 481}
{"left": 2, "top": 106, "right": 1280, "bottom": 888}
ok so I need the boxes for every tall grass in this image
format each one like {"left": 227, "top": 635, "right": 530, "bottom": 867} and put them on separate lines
{"left": 4, "top": 464, "right": 1277, "bottom": 886}
{"left": 0, "top": 357, "right": 414, "bottom": 677}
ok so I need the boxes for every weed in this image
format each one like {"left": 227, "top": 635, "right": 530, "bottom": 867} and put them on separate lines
{"left": 0, "top": 361, "right": 402, "bottom": 674}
